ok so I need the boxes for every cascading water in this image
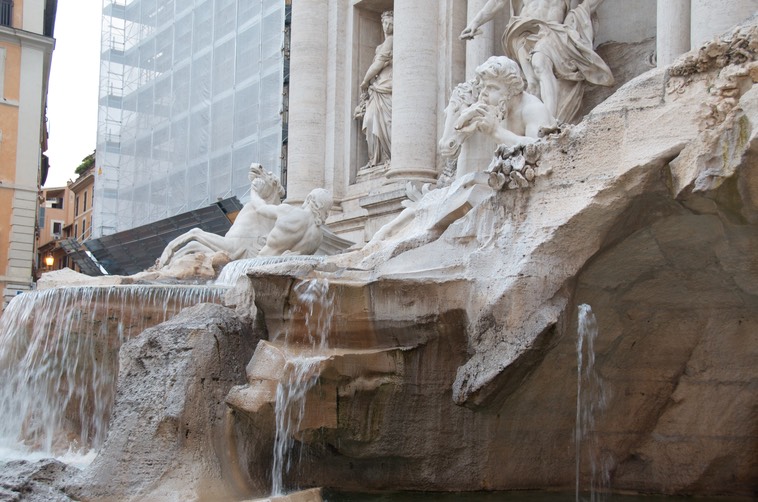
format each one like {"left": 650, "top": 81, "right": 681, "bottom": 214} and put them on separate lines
{"left": 575, "top": 304, "right": 611, "bottom": 502}
{"left": 215, "top": 256, "right": 325, "bottom": 287}
{"left": 0, "top": 284, "right": 225, "bottom": 462}
{"left": 271, "top": 278, "right": 333, "bottom": 496}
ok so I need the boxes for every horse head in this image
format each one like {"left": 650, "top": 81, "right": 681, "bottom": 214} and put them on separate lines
{"left": 438, "top": 79, "right": 480, "bottom": 160}
{"left": 248, "top": 163, "right": 286, "bottom": 205}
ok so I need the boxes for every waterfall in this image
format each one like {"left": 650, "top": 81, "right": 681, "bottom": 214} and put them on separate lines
{"left": 271, "top": 278, "right": 333, "bottom": 496}
{"left": 0, "top": 284, "right": 225, "bottom": 460}
{"left": 215, "top": 256, "right": 325, "bottom": 287}
{"left": 575, "top": 304, "right": 611, "bottom": 502}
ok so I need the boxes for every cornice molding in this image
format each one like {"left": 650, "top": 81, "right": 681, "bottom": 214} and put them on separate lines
{"left": 0, "top": 26, "right": 55, "bottom": 52}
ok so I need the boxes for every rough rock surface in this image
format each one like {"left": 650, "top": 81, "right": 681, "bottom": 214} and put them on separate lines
{"left": 238, "top": 22, "right": 758, "bottom": 496}
{"left": 580, "top": 37, "right": 657, "bottom": 120}
{"left": 0, "top": 460, "right": 76, "bottom": 502}
{"left": 43, "top": 21, "right": 758, "bottom": 501}
{"left": 67, "top": 303, "right": 259, "bottom": 501}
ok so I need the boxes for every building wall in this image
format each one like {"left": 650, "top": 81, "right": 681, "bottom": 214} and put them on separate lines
{"left": 0, "top": 0, "right": 55, "bottom": 309}
{"left": 93, "top": 0, "right": 286, "bottom": 238}
{"left": 71, "top": 171, "right": 94, "bottom": 242}
{"left": 36, "top": 186, "right": 69, "bottom": 275}
{"left": 290, "top": 0, "right": 755, "bottom": 245}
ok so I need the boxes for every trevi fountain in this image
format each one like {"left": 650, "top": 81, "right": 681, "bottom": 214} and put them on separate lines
{"left": 0, "top": 1, "right": 756, "bottom": 501}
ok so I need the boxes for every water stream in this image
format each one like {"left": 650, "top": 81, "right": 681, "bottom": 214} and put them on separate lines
{"left": 271, "top": 278, "right": 333, "bottom": 496}
{"left": 215, "top": 255, "right": 325, "bottom": 287}
{"left": 575, "top": 304, "right": 611, "bottom": 502}
{"left": 0, "top": 284, "right": 225, "bottom": 461}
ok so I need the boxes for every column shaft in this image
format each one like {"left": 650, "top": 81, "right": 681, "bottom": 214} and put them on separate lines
{"left": 385, "top": 0, "right": 440, "bottom": 182}
{"left": 287, "top": 0, "right": 329, "bottom": 203}
{"left": 465, "top": 0, "right": 496, "bottom": 79}
{"left": 656, "top": 0, "right": 690, "bottom": 67}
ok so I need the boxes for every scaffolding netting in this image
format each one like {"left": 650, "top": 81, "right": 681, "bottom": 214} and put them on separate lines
{"left": 94, "top": 0, "right": 285, "bottom": 238}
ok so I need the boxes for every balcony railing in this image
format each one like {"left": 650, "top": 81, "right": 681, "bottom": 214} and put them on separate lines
{"left": 0, "top": 0, "right": 12, "bottom": 28}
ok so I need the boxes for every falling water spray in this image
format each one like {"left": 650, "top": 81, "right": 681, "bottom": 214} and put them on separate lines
{"left": 575, "top": 304, "right": 611, "bottom": 502}
{"left": 270, "top": 278, "right": 333, "bottom": 496}
{"left": 0, "top": 285, "right": 225, "bottom": 460}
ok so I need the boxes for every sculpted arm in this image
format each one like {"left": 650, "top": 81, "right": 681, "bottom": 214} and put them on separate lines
{"left": 456, "top": 102, "right": 537, "bottom": 147}
{"left": 523, "top": 99, "right": 557, "bottom": 139}
{"left": 460, "top": 0, "right": 508, "bottom": 40}
{"left": 361, "top": 38, "right": 392, "bottom": 90}
{"left": 254, "top": 202, "right": 282, "bottom": 221}
{"left": 245, "top": 187, "right": 270, "bottom": 211}
{"left": 490, "top": 126, "right": 537, "bottom": 147}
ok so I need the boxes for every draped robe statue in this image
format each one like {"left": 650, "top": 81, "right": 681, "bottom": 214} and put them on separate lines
{"left": 355, "top": 11, "right": 393, "bottom": 168}
{"left": 461, "top": 0, "right": 614, "bottom": 123}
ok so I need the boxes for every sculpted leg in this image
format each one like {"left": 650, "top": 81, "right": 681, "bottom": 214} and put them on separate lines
{"left": 157, "top": 228, "right": 229, "bottom": 267}
{"left": 517, "top": 45, "right": 539, "bottom": 96}
{"left": 530, "top": 52, "right": 559, "bottom": 119}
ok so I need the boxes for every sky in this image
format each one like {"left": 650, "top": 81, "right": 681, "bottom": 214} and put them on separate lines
{"left": 43, "top": 1, "right": 102, "bottom": 188}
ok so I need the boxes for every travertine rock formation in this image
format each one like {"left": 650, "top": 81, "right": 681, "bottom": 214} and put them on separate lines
{"left": 0, "top": 459, "right": 75, "bottom": 502}
{"left": 234, "top": 22, "right": 758, "bottom": 496}
{"left": 51, "top": 21, "right": 758, "bottom": 501}
{"left": 68, "top": 304, "right": 259, "bottom": 501}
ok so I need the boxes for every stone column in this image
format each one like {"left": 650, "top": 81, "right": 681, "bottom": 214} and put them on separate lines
{"left": 464, "top": 0, "right": 496, "bottom": 79}
{"left": 656, "top": 0, "right": 690, "bottom": 67}
{"left": 286, "top": 0, "right": 329, "bottom": 204}
{"left": 385, "top": 0, "right": 439, "bottom": 183}
{"left": 691, "top": 0, "right": 756, "bottom": 48}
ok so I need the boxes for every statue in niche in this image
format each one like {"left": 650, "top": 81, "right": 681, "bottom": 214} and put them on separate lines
{"left": 354, "top": 10, "right": 393, "bottom": 169}
{"left": 454, "top": 56, "right": 556, "bottom": 148}
{"left": 460, "top": 0, "right": 614, "bottom": 123}
{"left": 154, "top": 163, "right": 333, "bottom": 273}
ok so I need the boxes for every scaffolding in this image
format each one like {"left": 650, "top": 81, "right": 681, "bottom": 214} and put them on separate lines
{"left": 94, "top": 0, "right": 285, "bottom": 237}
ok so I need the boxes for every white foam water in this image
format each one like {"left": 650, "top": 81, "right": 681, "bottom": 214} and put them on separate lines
{"left": 270, "top": 278, "right": 333, "bottom": 496}
{"left": 215, "top": 256, "right": 325, "bottom": 287}
{"left": 271, "top": 354, "right": 327, "bottom": 496}
{"left": 0, "top": 284, "right": 225, "bottom": 460}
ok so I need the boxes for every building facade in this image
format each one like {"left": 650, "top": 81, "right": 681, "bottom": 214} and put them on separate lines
{"left": 287, "top": 0, "right": 757, "bottom": 245}
{"left": 70, "top": 164, "right": 95, "bottom": 244}
{"left": 35, "top": 163, "right": 96, "bottom": 277}
{"left": 0, "top": 0, "right": 56, "bottom": 308}
{"left": 93, "top": 0, "right": 288, "bottom": 238}
{"left": 36, "top": 183, "right": 71, "bottom": 276}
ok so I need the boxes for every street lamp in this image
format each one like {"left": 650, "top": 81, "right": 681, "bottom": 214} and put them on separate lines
{"left": 44, "top": 254, "right": 54, "bottom": 269}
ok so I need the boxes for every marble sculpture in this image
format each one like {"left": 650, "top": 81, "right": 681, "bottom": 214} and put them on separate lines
{"left": 461, "top": 0, "right": 614, "bottom": 123}
{"left": 455, "top": 56, "right": 556, "bottom": 149}
{"left": 354, "top": 10, "right": 393, "bottom": 169}
{"left": 155, "top": 163, "right": 332, "bottom": 271}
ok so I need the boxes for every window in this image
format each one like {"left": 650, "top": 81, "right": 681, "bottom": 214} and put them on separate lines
{"left": 74, "top": 224, "right": 78, "bottom": 238}
{"left": 81, "top": 218, "right": 86, "bottom": 239}
{"left": 83, "top": 191, "right": 88, "bottom": 212}
{"left": 0, "top": 47, "right": 5, "bottom": 98}
{"left": 51, "top": 221, "right": 63, "bottom": 238}
{"left": 0, "top": 0, "right": 12, "bottom": 27}
{"left": 75, "top": 195, "right": 80, "bottom": 216}
{"left": 45, "top": 196, "right": 63, "bottom": 209}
